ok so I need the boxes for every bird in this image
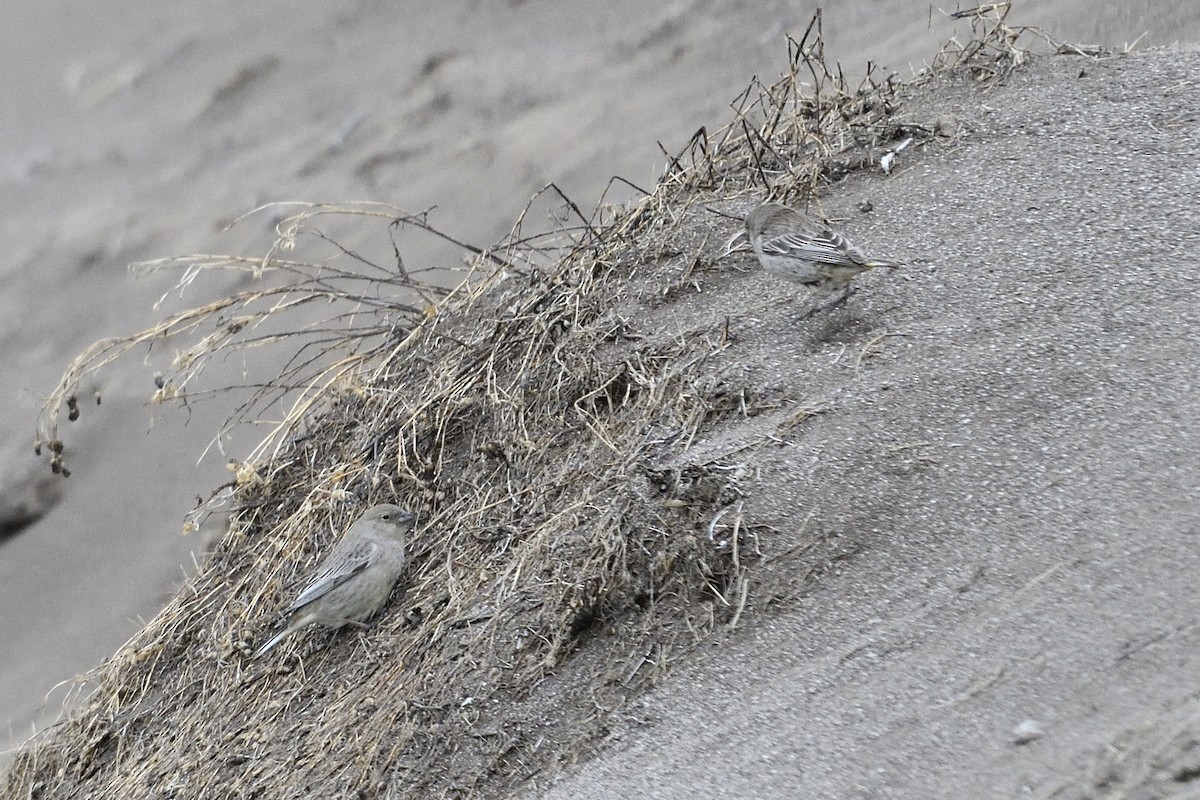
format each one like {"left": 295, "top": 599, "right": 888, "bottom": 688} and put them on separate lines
{"left": 253, "top": 504, "right": 415, "bottom": 658}
{"left": 724, "top": 203, "right": 901, "bottom": 315}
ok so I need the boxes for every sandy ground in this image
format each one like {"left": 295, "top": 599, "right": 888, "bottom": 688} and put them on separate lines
{"left": 2, "top": 0, "right": 1199, "bottom": 793}
{"left": 536, "top": 46, "right": 1200, "bottom": 800}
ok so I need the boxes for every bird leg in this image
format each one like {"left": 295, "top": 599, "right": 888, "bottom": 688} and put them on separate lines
{"left": 821, "top": 285, "right": 855, "bottom": 311}
{"left": 794, "top": 286, "right": 852, "bottom": 320}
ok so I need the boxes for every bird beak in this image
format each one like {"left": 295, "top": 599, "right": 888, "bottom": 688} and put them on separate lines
{"left": 720, "top": 230, "right": 750, "bottom": 259}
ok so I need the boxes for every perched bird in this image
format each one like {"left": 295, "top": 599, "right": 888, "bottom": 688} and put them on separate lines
{"left": 725, "top": 203, "right": 901, "bottom": 314}
{"left": 253, "top": 504, "right": 415, "bottom": 658}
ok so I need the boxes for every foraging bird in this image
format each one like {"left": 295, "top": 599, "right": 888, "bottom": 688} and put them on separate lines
{"left": 253, "top": 504, "right": 415, "bottom": 658}
{"left": 725, "top": 203, "right": 901, "bottom": 313}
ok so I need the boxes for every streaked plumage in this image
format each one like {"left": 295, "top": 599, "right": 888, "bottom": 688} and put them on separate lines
{"left": 742, "top": 203, "right": 901, "bottom": 290}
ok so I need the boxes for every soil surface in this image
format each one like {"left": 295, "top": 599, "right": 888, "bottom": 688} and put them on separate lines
{"left": 2, "top": 3, "right": 1199, "bottom": 797}
{"left": 535, "top": 46, "right": 1200, "bottom": 800}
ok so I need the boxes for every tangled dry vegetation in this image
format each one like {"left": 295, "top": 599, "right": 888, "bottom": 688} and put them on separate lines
{"left": 10, "top": 6, "right": 1058, "bottom": 798}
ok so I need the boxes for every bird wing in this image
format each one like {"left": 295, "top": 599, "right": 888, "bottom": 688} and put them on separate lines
{"left": 286, "top": 539, "right": 379, "bottom": 613}
{"left": 762, "top": 228, "right": 868, "bottom": 267}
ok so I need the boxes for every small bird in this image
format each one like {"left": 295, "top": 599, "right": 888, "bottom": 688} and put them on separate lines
{"left": 253, "top": 504, "right": 415, "bottom": 658}
{"left": 725, "top": 203, "right": 901, "bottom": 314}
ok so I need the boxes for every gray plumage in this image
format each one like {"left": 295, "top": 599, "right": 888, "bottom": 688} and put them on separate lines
{"left": 743, "top": 203, "right": 901, "bottom": 290}
{"left": 253, "top": 504, "right": 415, "bottom": 658}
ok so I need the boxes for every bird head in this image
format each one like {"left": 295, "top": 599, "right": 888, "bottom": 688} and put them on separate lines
{"left": 365, "top": 504, "right": 417, "bottom": 533}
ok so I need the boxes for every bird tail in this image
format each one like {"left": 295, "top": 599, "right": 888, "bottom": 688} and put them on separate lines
{"left": 866, "top": 259, "right": 903, "bottom": 270}
{"left": 253, "top": 628, "right": 291, "bottom": 658}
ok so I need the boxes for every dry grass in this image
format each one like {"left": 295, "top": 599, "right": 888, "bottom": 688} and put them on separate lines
{"left": 8, "top": 6, "right": 1076, "bottom": 798}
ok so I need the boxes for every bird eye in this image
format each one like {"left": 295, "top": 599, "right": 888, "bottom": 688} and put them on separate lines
{"left": 381, "top": 513, "right": 392, "bottom": 520}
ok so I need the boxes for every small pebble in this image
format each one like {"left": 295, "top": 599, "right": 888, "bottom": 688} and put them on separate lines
{"left": 1012, "top": 719, "right": 1044, "bottom": 745}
